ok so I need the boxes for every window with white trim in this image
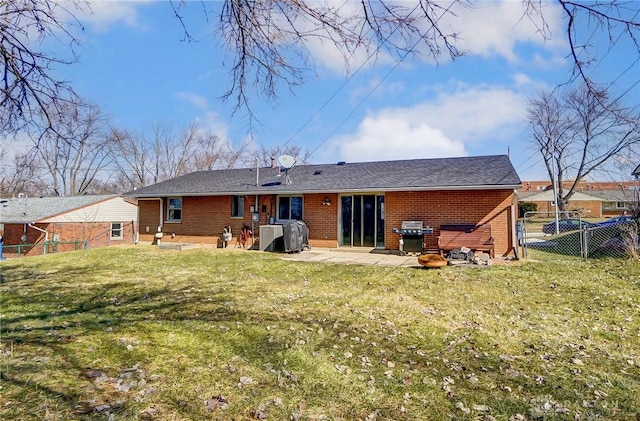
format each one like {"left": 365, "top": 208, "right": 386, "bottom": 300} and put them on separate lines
{"left": 232, "top": 195, "right": 244, "bottom": 217}
{"left": 278, "top": 196, "right": 303, "bottom": 220}
{"left": 616, "top": 202, "right": 626, "bottom": 209}
{"left": 110, "top": 222, "right": 123, "bottom": 240}
{"left": 167, "top": 197, "right": 182, "bottom": 221}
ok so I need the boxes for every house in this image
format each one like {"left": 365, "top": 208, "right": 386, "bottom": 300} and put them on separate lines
{"left": 518, "top": 190, "right": 604, "bottom": 217}
{"left": 0, "top": 195, "right": 138, "bottom": 257}
{"left": 518, "top": 188, "right": 639, "bottom": 218}
{"left": 127, "top": 155, "right": 522, "bottom": 257}
{"left": 519, "top": 180, "right": 638, "bottom": 193}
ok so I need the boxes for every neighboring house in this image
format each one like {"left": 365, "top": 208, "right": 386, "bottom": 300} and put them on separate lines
{"left": 518, "top": 189, "right": 639, "bottom": 218}
{"left": 520, "top": 180, "right": 638, "bottom": 193}
{"left": 592, "top": 190, "right": 639, "bottom": 217}
{"left": 518, "top": 190, "right": 605, "bottom": 217}
{"left": 0, "top": 195, "right": 138, "bottom": 257}
{"left": 127, "top": 155, "right": 522, "bottom": 257}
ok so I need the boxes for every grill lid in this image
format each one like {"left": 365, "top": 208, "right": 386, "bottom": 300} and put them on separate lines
{"left": 401, "top": 221, "right": 423, "bottom": 229}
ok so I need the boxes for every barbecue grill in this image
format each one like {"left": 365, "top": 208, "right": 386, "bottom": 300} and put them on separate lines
{"left": 392, "top": 221, "right": 434, "bottom": 255}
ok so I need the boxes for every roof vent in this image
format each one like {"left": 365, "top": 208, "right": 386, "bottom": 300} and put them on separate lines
{"left": 337, "top": 161, "right": 346, "bottom": 166}
{"left": 313, "top": 170, "right": 323, "bottom": 175}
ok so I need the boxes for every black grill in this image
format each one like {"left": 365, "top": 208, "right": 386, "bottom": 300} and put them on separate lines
{"left": 392, "top": 221, "right": 434, "bottom": 254}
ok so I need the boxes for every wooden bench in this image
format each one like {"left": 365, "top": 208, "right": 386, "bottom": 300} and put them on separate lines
{"left": 438, "top": 224, "right": 494, "bottom": 258}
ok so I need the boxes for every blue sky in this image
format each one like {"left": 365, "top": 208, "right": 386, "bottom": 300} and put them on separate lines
{"left": 37, "top": 1, "right": 640, "bottom": 181}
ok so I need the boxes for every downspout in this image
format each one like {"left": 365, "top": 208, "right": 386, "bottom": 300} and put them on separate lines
{"left": 153, "top": 198, "right": 164, "bottom": 232}
{"left": 511, "top": 190, "right": 519, "bottom": 260}
{"left": 28, "top": 223, "right": 49, "bottom": 255}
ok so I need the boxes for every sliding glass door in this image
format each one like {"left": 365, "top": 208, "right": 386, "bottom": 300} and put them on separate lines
{"left": 341, "top": 194, "right": 384, "bottom": 247}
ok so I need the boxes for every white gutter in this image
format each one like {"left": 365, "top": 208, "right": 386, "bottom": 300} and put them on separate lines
{"left": 130, "top": 184, "right": 524, "bottom": 198}
{"left": 28, "top": 223, "right": 49, "bottom": 255}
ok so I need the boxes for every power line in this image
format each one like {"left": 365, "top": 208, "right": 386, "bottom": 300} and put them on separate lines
{"left": 276, "top": 2, "right": 425, "bottom": 157}
{"left": 306, "top": 1, "right": 458, "bottom": 159}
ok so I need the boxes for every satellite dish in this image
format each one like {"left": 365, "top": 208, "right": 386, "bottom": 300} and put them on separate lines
{"left": 278, "top": 155, "right": 296, "bottom": 169}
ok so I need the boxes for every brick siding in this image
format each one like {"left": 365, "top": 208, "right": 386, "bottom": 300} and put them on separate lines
{"left": 139, "top": 190, "right": 515, "bottom": 256}
{"left": 1, "top": 221, "right": 135, "bottom": 257}
{"left": 524, "top": 200, "right": 602, "bottom": 218}
{"left": 385, "top": 190, "right": 515, "bottom": 256}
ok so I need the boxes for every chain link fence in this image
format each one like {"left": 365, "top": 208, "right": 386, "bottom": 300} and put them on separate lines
{"left": 521, "top": 211, "right": 640, "bottom": 260}
{"left": 0, "top": 240, "right": 89, "bottom": 258}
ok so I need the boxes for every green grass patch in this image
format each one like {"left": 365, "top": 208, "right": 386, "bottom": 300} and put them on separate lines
{"left": 1, "top": 246, "right": 639, "bottom": 420}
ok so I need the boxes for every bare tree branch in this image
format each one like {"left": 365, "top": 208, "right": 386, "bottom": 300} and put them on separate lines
{"left": 528, "top": 83, "right": 640, "bottom": 212}
{"left": 1, "top": 0, "right": 87, "bottom": 135}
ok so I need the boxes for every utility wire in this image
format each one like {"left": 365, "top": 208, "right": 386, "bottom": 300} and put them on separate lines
{"left": 275, "top": 2, "right": 423, "bottom": 157}
{"left": 306, "top": 1, "right": 458, "bottom": 159}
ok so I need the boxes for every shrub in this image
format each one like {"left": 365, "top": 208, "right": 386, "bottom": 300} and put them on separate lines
{"left": 519, "top": 202, "right": 537, "bottom": 218}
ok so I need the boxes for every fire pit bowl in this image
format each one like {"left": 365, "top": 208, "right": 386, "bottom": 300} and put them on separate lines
{"left": 418, "top": 253, "right": 447, "bottom": 268}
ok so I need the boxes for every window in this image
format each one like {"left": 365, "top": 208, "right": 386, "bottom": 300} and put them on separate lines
{"left": 110, "top": 222, "right": 123, "bottom": 240}
{"left": 278, "top": 196, "right": 303, "bottom": 220}
{"left": 167, "top": 197, "right": 182, "bottom": 221}
{"left": 232, "top": 195, "right": 244, "bottom": 217}
{"left": 616, "top": 202, "right": 626, "bottom": 209}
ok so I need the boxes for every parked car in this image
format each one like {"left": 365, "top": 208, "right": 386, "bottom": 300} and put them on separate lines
{"left": 542, "top": 218, "right": 596, "bottom": 234}
{"left": 595, "top": 215, "right": 636, "bottom": 227}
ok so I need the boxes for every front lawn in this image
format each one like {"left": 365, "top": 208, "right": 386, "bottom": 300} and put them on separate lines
{"left": 1, "top": 246, "right": 639, "bottom": 420}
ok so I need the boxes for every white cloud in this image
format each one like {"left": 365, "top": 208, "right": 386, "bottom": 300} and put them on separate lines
{"left": 175, "top": 92, "right": 210, "bottom": 110}
{"left": 194, "top": 111, "right": 230, "bottom": 140}
{"left": 326, "top": 82, "right": 532, "bottom": 163}
{"left": 78, "top": 1, "right": 151, "bottom": 31}
{"left": 413, "top": 85, "right": 528, "bottom": 142}
{"left": 448, "top": 1, "right": 564, "bottom": 62}
{"left": 303, "top": 1, "right": 565, "bottom": 73}
{"left": 329, "top": 115, "right": 466, "bottom": 162}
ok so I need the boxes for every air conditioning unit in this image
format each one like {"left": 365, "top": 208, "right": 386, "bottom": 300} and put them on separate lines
{"left": 259, "top": 225, "right": 284, "bottom": 251}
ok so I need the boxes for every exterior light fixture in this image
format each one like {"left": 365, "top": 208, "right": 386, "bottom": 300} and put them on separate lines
{"left": 323, "top": 197, "right": 331, "bottom": 206}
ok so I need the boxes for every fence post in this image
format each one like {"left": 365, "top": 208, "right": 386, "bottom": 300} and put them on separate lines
{"left": 0, "top": 238, "right": 5, "bottom": 261}
{"left": 582, "top": 228, "right": 590, "bottom": 259}
{"left": 74, "top": 240, "right": 79, "bottom": 250}
{"left": 43, "top": 240, "right": 49, "bottom": 255}
{"left": 53, "top": 240, "right": 58, "bottom": 253}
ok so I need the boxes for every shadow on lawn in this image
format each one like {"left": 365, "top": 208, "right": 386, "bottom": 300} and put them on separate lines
{"left": 2, "top": 252, "right": 635, "bottom": 419}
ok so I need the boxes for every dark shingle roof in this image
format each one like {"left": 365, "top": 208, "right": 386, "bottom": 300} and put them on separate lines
{"left": 127, "top": 155, "right": 521, "bottom": 198}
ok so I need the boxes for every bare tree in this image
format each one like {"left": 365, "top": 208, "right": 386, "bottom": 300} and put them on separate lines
{"left": 32, "top": 102, "right": 114, "bottom": 195}
{"left": 528, "top": 84, "right": 640, "bottom": 212}
{"left": 0, "top": 0, "right": 85, "bottom": 135}
{"left": 0, "top": 145, "right": 45, "bottom": 195}
{"left": 252, "top": 145, "right": 312, "bottom": 168}
{"left": 109, "top": 122, "right": 251, "bottom": 192}
{"left": 108, "top": 127, "right": 150, "bottom": 192}
{"left": 4, "top": 1, "right": 640, "bottom": 131}
{"left": 165, "top": 0, "right": 640, "bottom": 118}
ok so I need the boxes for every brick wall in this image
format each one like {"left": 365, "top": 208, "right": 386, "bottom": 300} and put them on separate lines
{"left": 524, "top": 200, "right": 602, "bottom": 218}
{"left": 385, "top": 190, "right": 515, "bottom": 256}
{"left": 139, "top": 194, "right": 339, "bottom": 248}
{"left": 137, "top": 190, "right": 515, "bottom": 255}
{"left": 301, "top": 193, "right": 339, "bottom": 248}
{"left": 1, "top": 221, "right": 136, "bottom": 257}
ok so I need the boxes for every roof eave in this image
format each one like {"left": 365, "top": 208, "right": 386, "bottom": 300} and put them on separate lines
{"left": 128, "top": 184, "right": 521, "bottom": 198}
